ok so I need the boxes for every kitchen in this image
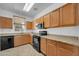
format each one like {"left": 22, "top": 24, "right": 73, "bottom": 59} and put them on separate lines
{"left": 0, "top": 3, "right": 79, "bottom": 56}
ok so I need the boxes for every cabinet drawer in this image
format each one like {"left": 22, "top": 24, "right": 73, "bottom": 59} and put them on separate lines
{"left": 47, "top": 39, "right": 56, "bottom": 45}
{"left": 41, "top": 38, "right": 47, "bottom": 55}
{"left": 47, "top": 39, "right": 57, "bottom": 56}
{"left": 57, "top": 42, "right": 74, "bottom": 51}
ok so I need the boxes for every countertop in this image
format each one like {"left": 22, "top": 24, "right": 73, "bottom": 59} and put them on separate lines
{"left": 0, "top": 33, "right": 30, "bottom": 36}
{"left": 0, "top": 33, "right": 79, "bottom": 47}
{"left": 31, "top": 33, "right": 79, "bottom": 47}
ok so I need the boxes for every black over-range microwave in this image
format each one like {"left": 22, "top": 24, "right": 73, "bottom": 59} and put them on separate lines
{"left": 36, "top": 23, "right": 44, "bottom": 29}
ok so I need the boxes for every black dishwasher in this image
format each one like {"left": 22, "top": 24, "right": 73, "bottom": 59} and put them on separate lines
{"left": 1, "top": 36, "right": 14, "bottom": 51}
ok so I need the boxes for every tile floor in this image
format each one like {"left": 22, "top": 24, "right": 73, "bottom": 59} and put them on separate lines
{"left": 0, "top": 44, "right": 43, "bottom": 56}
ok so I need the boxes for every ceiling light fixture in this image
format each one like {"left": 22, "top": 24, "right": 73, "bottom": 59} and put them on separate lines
{"left": 23, "top": 3, "right": 35, "bottom": 12}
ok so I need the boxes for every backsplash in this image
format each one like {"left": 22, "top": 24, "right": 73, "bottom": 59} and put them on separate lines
{"left": 47, "top": 26, "right": 79, "bottom": 37}
{"left": 33, "top": 26, "right": 79, "bottom": 37}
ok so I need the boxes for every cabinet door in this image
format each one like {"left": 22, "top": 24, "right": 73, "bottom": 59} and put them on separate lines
{"left": 44, "top": 14, "right": 51, "bottom": 28}
{"left": 14, "top": 35, "right": 24, "bottom": 47}
{"left": 47, "top": 39, "right": 57, "bottom": 56}
{"left": 32, "top": 21, "right": 35, "bottom": 29}
{"left": 4, "top": 18, "right": 12, "bottom": 28}
{"left": 28, "top": 34, "right": 32, "bottom": 45}
{"left": 21, "top": 35, "right": 29, "bottom": 44}
{"left": 76, "top": 4, "right": 79, "bottom": 25}
{"left": 0, "top": 16, "right": 12, "bottom": 28}
{"left": 25, "top": 34, "right": 32, "bottom": 44}
{"left": 60, "top": 4, "right": 76, "bottom": 26}
{"left": 26, "top": 22, "right": 33, "bottom": 29}
{"left": 14, "top": 35, "right": 27, "bottom": 47}
{"left": 0, "top": 17, "right": 4, "bottom": 28}
{"left": 36, "top": 18, "right": 40, "bottom": 24}
{"left": 39, "top": 17, "right": 44, "bottom": 24}
{"left": 41, "top": 38, "right": 47, "bottom": 55}
{"left": 57, "top": 42, "right": 76, "bottom": 56}
{"left": 50, "top": 9, "right": 60, "bottom": 27}
{"left": 14, "top": 35, "right": 32, "bottom": 47}
{"left": 0, "top": 17, "right": 2, "bottom": 28}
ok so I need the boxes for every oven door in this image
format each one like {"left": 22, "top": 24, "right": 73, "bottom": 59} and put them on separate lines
{"left": 33, "top": 35, "right": 40, "bottom": 52}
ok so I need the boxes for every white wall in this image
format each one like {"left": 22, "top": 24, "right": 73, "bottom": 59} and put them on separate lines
{"left": 33, "top": 3, "right": 79, "bottom": 37}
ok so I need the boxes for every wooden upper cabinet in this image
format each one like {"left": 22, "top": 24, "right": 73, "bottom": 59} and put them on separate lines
{"left": 35, "top": 17, "right": 44, "bottom": 24}
{"left": 32, "top": 21, "right": 35, "bottom": 29}
{"left": 39, "top": 17, "right": 44, "bottom": 24}
{"left": 76, "top": 4, "right": 79, "bottom": 25}
{"left": 60, "top": 4, "right": 76, "bottom": 26}
{"left": 33, "top": 3, "right": 79, "bottom": 29}
{"left": 25, "top": 21, "right": 33, "bottom": 30}
{"left": 0, "top": 16, "right": 12, "bottom": 28}
{"left": 44, "top": 14, "right": 51, "bottom": 28}
{"left": 35, "top": 19, "right": 39, "bottom": 24}
{"left": 32, "top": 20, "right": 36, "bottom": 29}
{"left": 50, "top": 9, "right": 60, "bottom": 27}
{"left": 0, "top": 17, "right": 1, "bottom": 28}
{"left": 41, "top": 38, "right": 47, "bottom": 55}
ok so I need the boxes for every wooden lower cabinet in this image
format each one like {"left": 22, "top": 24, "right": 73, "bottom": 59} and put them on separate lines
{"left": 41, "top": 38, "right": 79, "bottom": 56}
{"left": 41, "top": 38, "right": 47, "bottom": 55}
{"left": 47, "top": 39, "right": 57, "bottom": 56}
{"left": 78, "top": 47, "right": 79, "bottom": 55}
{"left": 57, "top": 42, "right": 78, "bottom": 56}
{"left": 14, "top": 34, "right": 32, "bottom": 47}
{"left": 27, "top": 34, "right": 33, "bottom": 45}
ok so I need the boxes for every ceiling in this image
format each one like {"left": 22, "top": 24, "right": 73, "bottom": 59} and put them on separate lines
{"left": 0, "top": 3, "right": 53, "bottom": 19}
